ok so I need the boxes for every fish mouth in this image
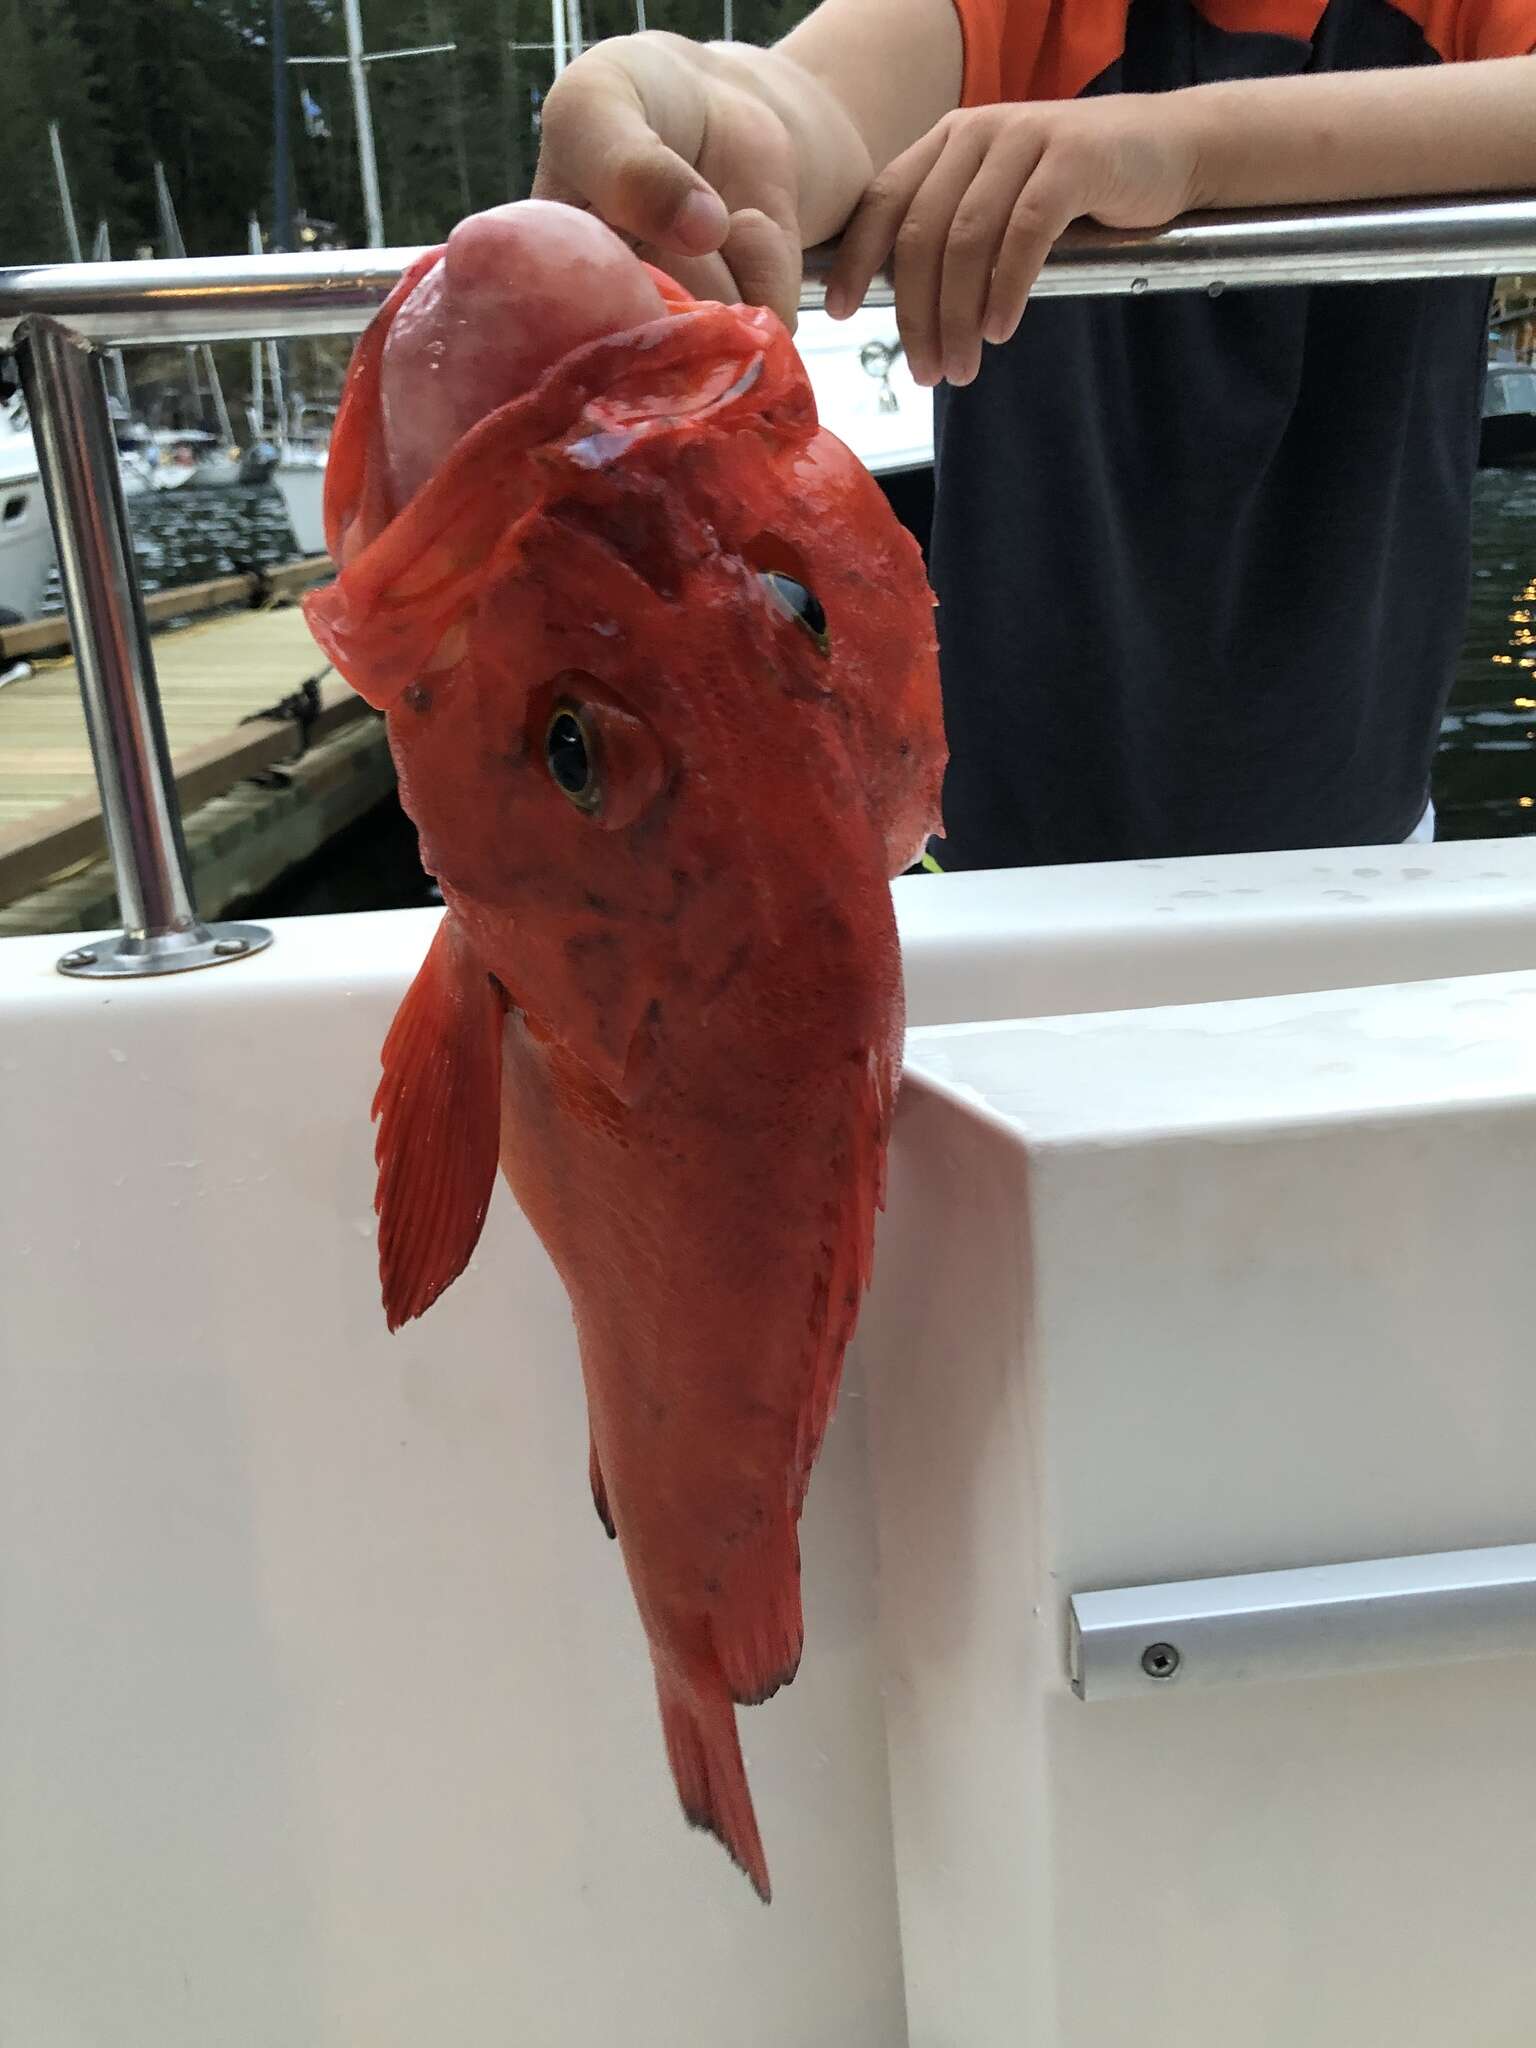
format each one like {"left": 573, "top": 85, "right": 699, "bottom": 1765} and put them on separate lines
{"left": 895, "top": 827, "right": 940, "bottom": 875}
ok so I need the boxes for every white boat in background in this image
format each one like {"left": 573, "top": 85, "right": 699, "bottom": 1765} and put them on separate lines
{"left": 270, "top": 403, "right": 333, "bottom": 557}
{"left": 795, "top": 304, "right": 934, "bottom": 477}
{"left": 112, "top": 419, "right": 276, "bottom": 496}
{"left": 0, "top": 394, "right": 56, "bottom": 624}
{"left": 273, "top": 443, "right": 327, "bottom": 556}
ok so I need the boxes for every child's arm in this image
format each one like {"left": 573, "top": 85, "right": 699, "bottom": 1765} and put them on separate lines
{"left": 532, "top": 0, "right": 967, "bottom": 326}
{"left": 831, "top": 56, "right": 1536, "bottom": 387}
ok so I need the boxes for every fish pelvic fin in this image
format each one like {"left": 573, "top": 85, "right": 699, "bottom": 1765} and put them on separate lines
{"left": 589, "top": 1435, "right": 616, "bottom": 1540}
{"left": 373, "top": 914, "right": 505, "bottom": 1332}
{"left": 656, "top": 1668, "right": 771, "bottom": 1904}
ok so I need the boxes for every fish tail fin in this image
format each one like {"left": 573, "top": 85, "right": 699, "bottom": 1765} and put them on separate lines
{"left": 655, "top": 1669, "right": 771, "bottom": 1904}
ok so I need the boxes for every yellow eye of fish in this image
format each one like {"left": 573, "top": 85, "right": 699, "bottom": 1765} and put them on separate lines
{"left": 761, "top": 572, "right": 829, "bottom": 651}
{"left": 546, "top": 705, "right": 601, "bottom": 813}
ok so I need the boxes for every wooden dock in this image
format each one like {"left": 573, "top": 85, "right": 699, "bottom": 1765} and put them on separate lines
{"left": 0, "top": 560, "right": 394, "bottom": 932}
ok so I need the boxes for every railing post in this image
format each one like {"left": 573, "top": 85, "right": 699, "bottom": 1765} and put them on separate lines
{"left": 13, "top": 315, "right": 272, "bottom": 978}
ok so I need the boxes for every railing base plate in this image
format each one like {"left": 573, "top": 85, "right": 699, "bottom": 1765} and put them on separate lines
{"left": 57, "top": 921, "right": 274, "bottom": 979}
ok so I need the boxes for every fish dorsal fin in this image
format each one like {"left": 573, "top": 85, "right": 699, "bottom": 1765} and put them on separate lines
{"left": 373, "top": 915, "right": 505, "bottom": 1331}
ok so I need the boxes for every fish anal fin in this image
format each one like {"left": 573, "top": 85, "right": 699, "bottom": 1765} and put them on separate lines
{"left": 656, "top": 1668, "right": 771, "bottom": 1904}
{"left": 372, "top": 915, "right": 504, "bottom": 1332}
{"left": 712, "top": 1525, "right": 805, "bottom": 1710}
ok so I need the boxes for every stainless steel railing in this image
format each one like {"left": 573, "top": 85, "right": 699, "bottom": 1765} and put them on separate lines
{"left": 4, "top": 194, "right": 1536, "bottom": 345}
{"left": 17, "top": 319, "right": 273, "bottom": 978}
{"left": 3, "top": 192, "right": 1535, "bottom": 976}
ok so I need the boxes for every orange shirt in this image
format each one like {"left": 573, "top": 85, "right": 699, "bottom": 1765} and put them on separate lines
{"left": 950, "top": 0, "right": 1536, "bottom": 105}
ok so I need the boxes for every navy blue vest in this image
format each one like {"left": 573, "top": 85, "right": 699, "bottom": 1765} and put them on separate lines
{"left": 929, "top": 0, "right": 1491, "bottom": 867}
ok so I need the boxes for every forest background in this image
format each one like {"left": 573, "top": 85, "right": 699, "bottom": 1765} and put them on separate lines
{"left": 0, "top": 1, "right": 812, "bottom": 264}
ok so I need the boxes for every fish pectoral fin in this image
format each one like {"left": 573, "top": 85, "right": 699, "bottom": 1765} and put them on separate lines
{"left": 372, "top": 914, "right": 505, "bottom": 1331}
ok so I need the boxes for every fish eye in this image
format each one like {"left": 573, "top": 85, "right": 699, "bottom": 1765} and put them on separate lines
{"left": 761, "top": 571, "right": 829, "bottom": 650}
{"left": 545, "top": 705, "right": 601, "bottom": 814}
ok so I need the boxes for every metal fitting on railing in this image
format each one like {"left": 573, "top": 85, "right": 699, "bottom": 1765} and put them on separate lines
{"left": 2, "top": 191, "right": 1535, "bottom": 977}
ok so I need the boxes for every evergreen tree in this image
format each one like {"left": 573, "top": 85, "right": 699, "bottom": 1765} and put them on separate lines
{"left": 0, "top": 0, "right": 818, "bottom": 266}
{"left": 0, "top": 0, "right": 112, "bottom": 262}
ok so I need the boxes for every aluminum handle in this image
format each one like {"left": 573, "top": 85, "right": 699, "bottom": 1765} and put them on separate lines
{"left": 1, "top": 193, "right": 1533, "bottom": 346}
{"left": 1069, "top": 1540, "right": 1536, "bottom": 1701}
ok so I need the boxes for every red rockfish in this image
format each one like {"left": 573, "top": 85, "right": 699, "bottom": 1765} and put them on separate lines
{"left": 306, "top": 200, "right": 945, "bottom": 1900}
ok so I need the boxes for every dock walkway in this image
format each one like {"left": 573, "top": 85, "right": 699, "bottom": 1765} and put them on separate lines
{"left": 0, "top": 563, "right": 394, "bottom": 935}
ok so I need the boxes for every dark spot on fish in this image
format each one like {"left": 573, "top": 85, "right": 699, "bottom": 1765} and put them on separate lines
{"left": 704, "top": 939, "right": 752, "bottom": 1007}
{"left": 648, "top": 1396, "right": 668, "bottom": 1424}
{"left": 403, "top": 681, "right": 432, "bottom": 713}
{"left": 565, "top": 929, "right": 617, "bottom": 964}
{"left": 546, "top": 491, "right": 683, "bottom": 601}
{"left": 659, "top": 867, "right": 696, "bottom": 926}
{"left": 583, "top": 889, "right": 613, "bottom": 915}
{"left": 777, "top": 668, "right": 838, "bottom": 705}
{"left": 561, "top": 930, "right": 631, "bottom": 1042}
{"left": 897, "top": 738, "right": 911, "bottom": 758}
{"left": 703, "top": 1575, "right": 723, "bottom": 1596}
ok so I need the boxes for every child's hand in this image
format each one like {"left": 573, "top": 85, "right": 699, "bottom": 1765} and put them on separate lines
{"left": 826, "top": 96, "right": 1204, "bottom": 386}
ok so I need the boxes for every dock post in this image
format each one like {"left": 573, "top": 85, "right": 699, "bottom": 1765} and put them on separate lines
{"left": 13, "top": 315, "right": 272, "bottom": 977}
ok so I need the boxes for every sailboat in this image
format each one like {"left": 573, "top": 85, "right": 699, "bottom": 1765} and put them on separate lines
{"left": 257, "top": 212, "right": 331, "bottom": 556}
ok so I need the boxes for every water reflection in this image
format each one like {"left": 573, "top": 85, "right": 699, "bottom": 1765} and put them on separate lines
{"left": 1438, "top": 467, "right": 1536, "bottom": 838}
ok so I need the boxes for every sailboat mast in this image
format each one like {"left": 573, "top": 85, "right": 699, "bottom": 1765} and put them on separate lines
{"left": 272, "top": 0, "right": 294, "bottom": 252}
{"left": 91, "top": 221, "right": 134, "bottom": 416}
{"left": 342, "top": 0, "right": 386, "bottom": 248}
{"left": 48, "top": 121, "right": 83, "bottom": 264}
{"left": 248, "top": 217, "right": 266, "bottom": 436}
{"left": 153, "top": 162, "right": 237, "bottom": 448}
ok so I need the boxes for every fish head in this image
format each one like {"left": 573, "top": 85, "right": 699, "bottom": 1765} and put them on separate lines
{"left": 306, "top": 203, "right": 945, "bottom": 1097}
